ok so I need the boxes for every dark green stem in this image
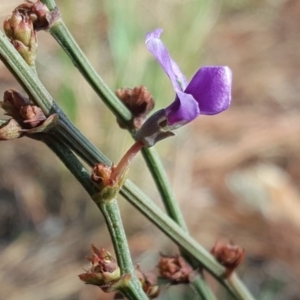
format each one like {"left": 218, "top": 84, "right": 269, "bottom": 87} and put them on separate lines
{"left": 41, "top": 135, "right": 95, "bottom": 196}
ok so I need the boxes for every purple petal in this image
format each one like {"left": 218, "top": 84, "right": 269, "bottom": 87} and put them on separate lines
{"left": 165, "top": 91, "right": 200, "bottom": 127}
{"left": 184, "top": 66, "right": 232, "bottom": 115}
{"left": 146, "top": 28, "right": 188, "bottom": 91}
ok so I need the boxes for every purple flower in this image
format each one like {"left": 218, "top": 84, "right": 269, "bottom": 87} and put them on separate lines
{"left": 135, "top": 28, "right": 232, "bottom": 147}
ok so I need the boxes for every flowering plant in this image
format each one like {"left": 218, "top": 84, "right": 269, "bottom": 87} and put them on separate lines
{"left": 136, "top": 28, "right": 232, "bottom": 146}
{"left": 0, "top": 2, "right": 254, "bottom": 300}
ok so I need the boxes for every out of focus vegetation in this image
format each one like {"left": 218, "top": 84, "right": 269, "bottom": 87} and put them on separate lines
{"left": 0, "top": 0, "right": 300, "bottom": 299}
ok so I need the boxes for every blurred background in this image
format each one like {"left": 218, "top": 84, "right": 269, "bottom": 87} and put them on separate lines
{"left": 0, "top": 0, "right": 300, "bottom": 299}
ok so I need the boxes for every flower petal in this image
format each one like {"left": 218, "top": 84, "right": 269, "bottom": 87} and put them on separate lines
{"left": 165, "top": 91, "right": 200, "bottom": 128}
{"left": 184, "top": 66, "right": 232, "bottom": 115}
{"left": 146, "top": 28, "right": 188, "bottom": 91}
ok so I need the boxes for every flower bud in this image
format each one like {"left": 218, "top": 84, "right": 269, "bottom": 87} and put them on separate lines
{"left": 3, "top": 89, "right": 29, "bottom": 108}
{"left": 79, "top": 245, "right": 120, "bottom": 287}
{"left": 92, "top": 163, "right": 114, "bottom": 188}
{"left": 0, "top": 119, "right": 23, "bottom": 140}
{"left": 16, "top": 0, "right": 57, "bottom": 31}
{"left": 20, "top": 105, "right": 46, "bottom": 127}
{"left": 91, "top": 163, "right": 123, "bottom": 201}
{"left": 158, "top": 254, "right": 193, "bottom": 284}
{"left": 14, "top": 17, "right": 33, "bottom": 47}
{"left": 211, "top": 240, "right": 245, "bottom": 278}
{"left": 1, "top": 89, "right": 30, "bottom": 119}
{"left": 116, "top": 86, "right": 155, "bottom": 129}
{"left": 4, "top": 11, "right": 37, "bottom": 66}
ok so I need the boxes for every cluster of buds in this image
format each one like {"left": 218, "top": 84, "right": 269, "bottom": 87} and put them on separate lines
{"left": 3, "top": 10, "right": 37, "bottom": 66}
{"left": 211, "top": 240, "right": 245, "bottom": 278}
{"left": 135, "top": 264, "right": 160, "bottom": 298}
{"left": 3, "top": 1, "right": 59, "bottom": 66}
{"left": 91, "top": 163, "right": 119, "bottom": 201}
{"left": 0, "top": 89, "right": 57, "bottom": 141}
{"left": 157, "top": 254, "right": 193, "bottom": 284}
{"left": 115, "top": 85, "right": 155, "bottom": 130}
{"left": 79, "top": 246, "right": 160, "bottom": 298}
{"left": 79, "top": 245, "right": 121, "bottom": 291}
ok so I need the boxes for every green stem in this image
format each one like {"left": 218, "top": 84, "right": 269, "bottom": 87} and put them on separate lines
{"left": 0, "top": 30, "right": 108, "bottom": 167}
{"left": 41, "top": 135, "right": 95, "bottom": 196}
{"left": 96, "top": 198, "right": 134, "bottom": 274}
{"left": 141, "top": 147, "right": 188, "bottom": 230}
{"left": 95, "top": 197, "right": 148, "bottom": 300}
{"left": 120, "top": 284, "right": 148, "bottom": 300}
{"left": 41, "top": 135, "right": 147, "bottom": 299}
{"left": 122, "top": 181, "right": 255, "bottom": 300}
{"left": 191, "top": 275, "right": 218, "bottom": 300}
{"left": 48, "top": 12, "right": 132, "bottom": 125}
{"left": 229, "top": 274, "right": 256, "bottom": 300}
{"left": 0, "top": 31, "right": 53, "bottom": 114}
{"left": 0, "top": 28, "right": 255, "bottom": 300}
{"left": 142, "top": 148, "right": 214, "bottom": 299}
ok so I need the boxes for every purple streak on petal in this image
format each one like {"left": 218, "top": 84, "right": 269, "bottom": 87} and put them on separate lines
{"left": 184, "top": 66, "right": 232, "bottom": 115}
{"left": 165, "top": 91, "right": 200, "bottom": 127}
{"left": 146, "top": 28, "right": 187, "bottom": 91}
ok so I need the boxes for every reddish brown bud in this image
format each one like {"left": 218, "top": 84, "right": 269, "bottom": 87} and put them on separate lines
{"left": 16, "top": 0, "right": 56, "bottom": 31}
{"left": 24, "top": 113, "right": 59, "bottom": 134}
{"left": 3, "top": 89, "right": 29, "bottom": 108}
{"left": 79, "top": 245, "right": 120, "bottom": 288}
{"left": 211, "top": 240, "right": 245, "bottom": 278}
{"left": 135, "top": 264, "right": 160, "bottom": 299}
{"left": 20, "top": 105, "right": 46, "bottom": 127}
{"left": 91, "top": 163, "right": 114, "bottom": 188}
{"left": 0, "top": 119, "right": 23, "bottom": 140}
{"left": 116, "top": 86, "right": 155, "bottom": 129}
{"left": 1, "top": 89, "right": 30, "bottom": 119}
{"left": 158, "top": 254, "right": 193, "bottom": 284}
